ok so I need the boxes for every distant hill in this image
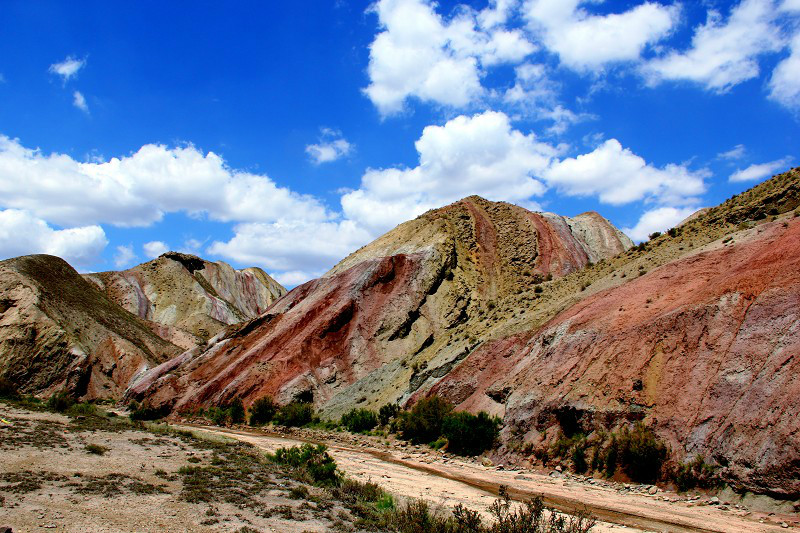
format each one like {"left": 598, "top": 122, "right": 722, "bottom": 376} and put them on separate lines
{"left": 0, "top": 252, "right": 286, "bottom": 401}
{"left": 84, "top": 252, "right": 286, "bottom": 347}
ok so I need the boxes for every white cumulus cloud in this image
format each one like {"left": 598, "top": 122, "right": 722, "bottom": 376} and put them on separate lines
{"left": 0, "top": 209, "right": 106, "bottom": 266}
{"left": 73, "top": 91, "right": 89, "bottom": 113}
{"left": 49, "top": 56, "right": 86, "bottom": 82}
{"left": 340, "top": 110, "right": 554, "bottom": 234}
{"left": 523, "top": 0, "right": 678, "bottom": 71}
{"left": 143, "top": 240, "right": 169, "bottom": 258}
{"left": 729, "top": 156, "right": 793, "bottom": 182}
{"left": 768, "top": 31, "right": 800, "bottom": 109}
{"left": 114, "top": 245, "right": 136, "bottom": 268}
{"left": 717, "top": 144, "right": 747, "bottom": 160}
{"left": 543, "top": 139, "right": 708, "bottom": 206}
{"left": 623, "top": 206, "right": 699, "bottom": 242}
{"left": 0, "top": 136, "right": 330, "bottom": 228}
{"left": 305, "top": 129, "right": 353, "bottom": 164}
{"left": 643, "top": 0, "right": 783, "bottom": 92}
{"left": 363, "top": 0, "right": 535, "bottom": 115}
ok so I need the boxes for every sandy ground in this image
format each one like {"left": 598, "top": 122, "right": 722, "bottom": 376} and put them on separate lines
{"left": 183, "top": 424, "right": 799, "bottom": 533}
{"left": 0, "top": 404, "right": 356, "bottom": 533}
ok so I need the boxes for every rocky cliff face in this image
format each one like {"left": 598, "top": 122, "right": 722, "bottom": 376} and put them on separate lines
{"left": 85, "top": 252, "right": 286, "bottom": 347}
{"left": 0, "top": 255, "right": 183, "bottom": 400}
{"left": 129, "top": 197, "right": 632, "bottom": 417}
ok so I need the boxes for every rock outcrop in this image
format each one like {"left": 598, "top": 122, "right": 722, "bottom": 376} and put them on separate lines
{"left": 130, "top": 197, "right": 632, "bottom": 417}
{"left": 0, "top": 255, "right": 183, "bottom": 400}
{"left": 85, "top": 252, "right": 285, "bottom": 347}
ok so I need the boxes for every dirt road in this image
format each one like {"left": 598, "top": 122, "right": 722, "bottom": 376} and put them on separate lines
{"left": 180, "top": 424, "right": 795, "bottom": 533}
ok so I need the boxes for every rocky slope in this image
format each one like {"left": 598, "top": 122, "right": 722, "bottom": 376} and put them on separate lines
{"left": 0, "top": 255, "right": 183, "bottom": 399}
{"left": 427, "top": 168, "right": 800, "bottom": 498}
{"left": 85, "top": 252, "right": 286, "bottom": 347}
{"left": 129, "top": 197, "right": 632, "bottom": 415}
{"left": 131, "top": 168, "right": 800, "bottom": 498}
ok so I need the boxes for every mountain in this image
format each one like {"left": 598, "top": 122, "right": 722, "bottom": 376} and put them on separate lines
{"left": 0, "top": 255, "right": 183, "bottom": 399}
{"left": 130, "top": 168, "right": 800, "bottom": 498}
{"left": 129, "top": 197, "right": 632, "bottom": 414}
{"left": 84, "top": 252, "right": 286, "bottom": 348}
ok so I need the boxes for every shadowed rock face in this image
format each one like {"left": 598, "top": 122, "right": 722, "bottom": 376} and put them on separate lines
{"left": 130, "top": 197, "right": 632, "bottom": 417}
{"left": 0, "top": 255, "right": 183, "bottom": 400}
{"left": 85, "top": 252, "right": 286, "bottom": 347}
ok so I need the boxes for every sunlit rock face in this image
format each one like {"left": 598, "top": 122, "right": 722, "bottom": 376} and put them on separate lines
{"left": 85, "top": 252, "right": 286, "bottom": 346}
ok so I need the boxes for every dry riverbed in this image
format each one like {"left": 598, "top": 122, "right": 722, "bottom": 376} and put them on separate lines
{"left": 182, "top": 422, "right": 799, "bottom": 533}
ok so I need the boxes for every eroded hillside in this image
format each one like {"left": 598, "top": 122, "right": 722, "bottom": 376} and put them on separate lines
{"left": 85, "top": 252, "right": 286, "bottom": 347}
{"left": 0, "top": 255, "right": 183, "bottom": 399}
{"left": 130, "top": 197, "right": 631, "bottom": 417}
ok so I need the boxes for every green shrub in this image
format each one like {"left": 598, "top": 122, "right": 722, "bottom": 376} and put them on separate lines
{"left": 675, "top": 456, "right": 719, "bottom": 492}
{"left": 85, "top": 443, "right": 109, "bottom": 455}
{"left": 571, "top": 443, "right": 587, "bottom": 474}
{"left": 0, "top": 377, "right": 20, "bottom": 399}
{"left": 130, "top": 403, "right": 170, "bottom": 421}
{"left": 228, "top": 398, "right": 245, "bottom": 424}
{"left": 249, "top": 396, "right": 278, "bottom": 426}
{"left": 603, "top": 436, "right": 618, "bottom": 477}
{"left": 207, "top": 406, "right": 229, "bottom": 426}
{"left": 67, "top": 402, "right": 98, "bottom": 417}
{"left": 441, "top": 411, "right": 500, "bottom": 456}
{"left": 379, "top": 403, "right": 400, "bottom": 426}
{"left": 269, "top": 443, "right": 339, "bottom": 486}
{"left": 341, "top": 408, "right": 378, "bottom": 433}
{"left": 395, "top": 395, "right": 453, "bottom": 444}
{"left": 274, "top": 402, "right": 314, "bottom": 427}
{"left": 617, "top": 423, "right": 668, "bottom": 483}
{"left": 429, "top": 437, "right": 447, "bottom": 450}
{"left": 47, "top": 391, "right": 75, "bottom": 412}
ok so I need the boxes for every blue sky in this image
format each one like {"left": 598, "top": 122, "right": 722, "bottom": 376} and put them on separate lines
{"left": 0, "top": 0, "right": 798, "bottom": 286}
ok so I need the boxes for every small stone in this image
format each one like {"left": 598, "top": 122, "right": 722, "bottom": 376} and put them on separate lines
{"left": 648, "top": 486, "right": 658, "bottom": 495}
{"left": 555, "top": 465, "right": 563, "bottom": 472}
{"left": 781, "top": 523, "right": 789, "bottom": 529}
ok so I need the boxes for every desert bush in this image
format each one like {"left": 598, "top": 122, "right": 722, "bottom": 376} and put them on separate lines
{"left": 67, "top": 402, "right": 98, "bottom": 417}
{"left": 130, "top": 403, "right": 170, "bottom": 421}
{"left": 47, "top": 391, "right": 75, "bottom": 412}
{"left": 228, "top": 398, "right": 245, "bottom": 424}
{"left": 248, "top": 396, "right": 278, "bottom": 426}
{"left": 384, "top": 489, "right": 595, "bottom": 533}
{"left": 0, "top": 377, "right": 20, "bottom": 399}
{"left": 206, "top": 406, "right": 229, "bottom": 426}
{"left": 674, "top": 456, "right": 719, "bottom": 492}
{"left": 85, "top": 443, "right": 109, "bottom": 455}
{"left": 395, "top": 395, "right": 453, "bottom": 444}
{"left": 616, "top": 423, "right": 668, "bottom": 483}
{"left": 341, "top": 408, "right": 378, "bottom": 433}
{"left": 441, "top": 411, "right": 500, "bottom": 456}
{"left": 274, "top": 401, "right": 314, "bottom": 427}
{"left": 379, "top": 402, "right": 400, "bottom": 426}
{"left": 571, "top": 443, "right": 588, "bottom": 474}
{"left": 269, "top": 443, "right": 339, "bottom": 486}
